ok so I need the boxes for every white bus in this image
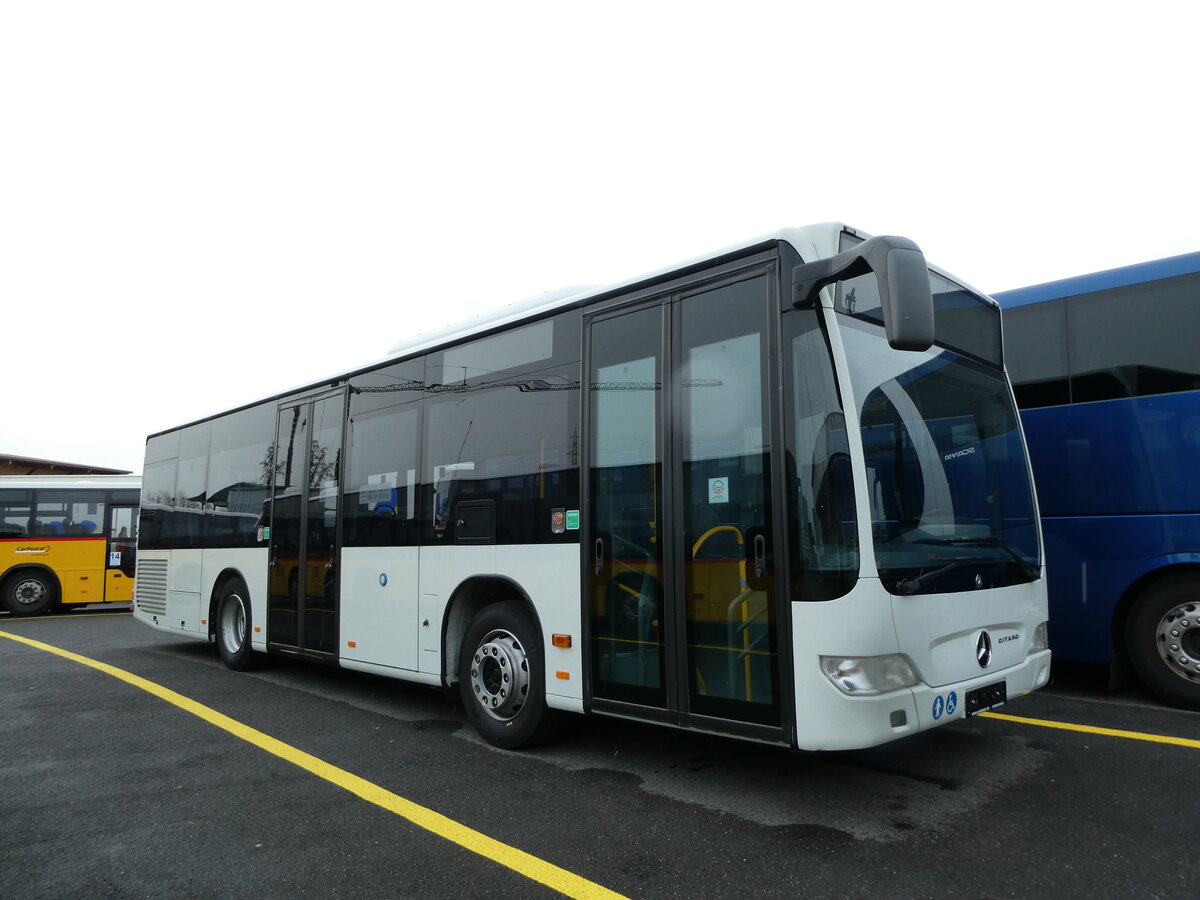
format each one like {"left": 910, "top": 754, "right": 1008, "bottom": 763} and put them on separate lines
{"left": 133, "top": 224, "right": 1050, "bottom": 751}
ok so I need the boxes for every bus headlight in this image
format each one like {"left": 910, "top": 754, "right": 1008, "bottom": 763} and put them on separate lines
{"left": 821, "top": 654, "right": 920, "bottom": 696}
{"left": 1032, "top": 622, "right": 1049, "bottom": 652}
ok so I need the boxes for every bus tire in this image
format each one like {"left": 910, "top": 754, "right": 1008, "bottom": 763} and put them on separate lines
{"left": 457, "top": 601, "right": 556, "bottom": 749}
{"left": 1125, "top": 575, "right": 1200, "bottom": 710}
{"left": 216, "top": 579, "right": 257, "bottom": 671}
{"left": 3, "top": 570, "right": 57, "bottom": 617}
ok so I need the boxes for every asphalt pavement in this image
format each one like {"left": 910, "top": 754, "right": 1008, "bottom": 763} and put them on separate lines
{"left": 2, "top": 608, "right": 1196, "bottom": 899}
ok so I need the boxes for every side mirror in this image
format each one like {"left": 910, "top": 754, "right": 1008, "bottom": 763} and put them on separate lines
{"left": 792, "top": 235, "right": 934, "bottom": 351}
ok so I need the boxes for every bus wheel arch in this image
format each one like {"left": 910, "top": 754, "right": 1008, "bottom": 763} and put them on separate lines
{"left": 1, "top": 566, "right": 60, "bottom": 617}
{"left": 1112, "top": 563, "right": 1200, "bottom": 656}
{"left": 1121, "top": 567, "right": 1200, "bottom": 710}
{"left": 442, "top": 576, "right": 536, "bottom": 688}
{"left": 207, "top": 571, "right": 240, "bottom": 641}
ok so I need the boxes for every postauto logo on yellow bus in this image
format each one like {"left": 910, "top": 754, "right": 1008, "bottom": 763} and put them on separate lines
{"left": 15, "top": 545, "right": 50, "bottom": 554}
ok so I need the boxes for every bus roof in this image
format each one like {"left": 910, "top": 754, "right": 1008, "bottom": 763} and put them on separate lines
{"left": 993, "top": 250, "right": 1200, "bottom": 309}
{"left": 0, "top": 474, "right": 142, "bottom": 491}
{"left": 383, "top": 222, "right": 991, "bottom": 361}
{"left": 145, "top": 221, "right": 981, "bottom": 439}
{"left": 383, "top": 224, "right": 844, "bottom": 360}
{"left": 145, "top": 225, "right": 843, "bottom": 440}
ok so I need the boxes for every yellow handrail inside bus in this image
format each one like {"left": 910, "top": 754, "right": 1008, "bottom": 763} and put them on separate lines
{"left": 690, "top": 524, "right": 757, "bottom": 702}
{"left": 691, "top": 524, "right": 744, "bottom": 559}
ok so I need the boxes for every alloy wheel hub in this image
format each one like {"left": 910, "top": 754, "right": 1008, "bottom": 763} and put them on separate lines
{"left": 470, "top": 629, "right": 531, "bottom": 721}
{"left": 14, "top": 579, "right": 45, "bottom": 607}
{"left": 1156, "top": 602, "right": 1200, "bottom": 682}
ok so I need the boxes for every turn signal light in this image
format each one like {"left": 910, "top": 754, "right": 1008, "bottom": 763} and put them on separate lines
{"left": 552, "top": 634, "right": 572, "bottom": 648}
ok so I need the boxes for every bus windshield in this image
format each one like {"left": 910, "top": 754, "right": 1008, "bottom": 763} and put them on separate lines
{"left": 839, "top": 315, "right": 1040, "bottom": 596}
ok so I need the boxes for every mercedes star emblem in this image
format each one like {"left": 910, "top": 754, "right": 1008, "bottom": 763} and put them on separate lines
{"left": 976, "top": 630, "right": 993, "bottom": 668}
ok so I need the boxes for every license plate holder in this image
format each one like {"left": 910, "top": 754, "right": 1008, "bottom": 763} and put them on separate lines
{"left": 965, "top": 681, "right": 1007, "bottom": 716}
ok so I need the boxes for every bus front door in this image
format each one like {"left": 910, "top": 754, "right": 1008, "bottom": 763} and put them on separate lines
{"left": 105, "top": 503, "right": 137, "bottom": 603}
{"left": 586, "top": 264, "right": 784, "bottom": 736}
{"left": 268, "top": 391, "right": 345, "bottom": 658}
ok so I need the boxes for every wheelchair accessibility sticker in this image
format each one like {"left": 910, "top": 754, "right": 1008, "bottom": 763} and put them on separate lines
{"left": 932, "top": 691, "right": 959, "bottom": 720}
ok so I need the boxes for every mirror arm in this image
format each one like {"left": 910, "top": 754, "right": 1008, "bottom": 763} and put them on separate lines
{"left": 791, "top": 235, "right": 923, "bottom": 308}
{"left": 790, "top": 234, "right": 933, "bottom": 352}
{"left": 791, "top": 252, "right": 872, "bottom": 308}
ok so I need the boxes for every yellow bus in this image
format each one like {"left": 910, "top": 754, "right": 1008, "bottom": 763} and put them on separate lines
{"left": 0, "top": 475, "right": 141, "bottom": 616}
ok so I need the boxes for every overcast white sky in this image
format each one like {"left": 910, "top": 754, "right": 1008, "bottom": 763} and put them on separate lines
{"left": 2, "top": 2, "right": 1196, "bottom": 473}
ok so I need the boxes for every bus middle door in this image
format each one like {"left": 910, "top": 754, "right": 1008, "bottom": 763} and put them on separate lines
{"left": 268, "top": 390, "right": 346, "bottom": 658}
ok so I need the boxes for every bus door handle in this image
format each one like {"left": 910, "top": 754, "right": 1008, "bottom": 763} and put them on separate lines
{"left": 752, "top": 533, "right": 767, "bottom": 580}
{"left": 594, "top": 538, "right": 605, "bottom": 576}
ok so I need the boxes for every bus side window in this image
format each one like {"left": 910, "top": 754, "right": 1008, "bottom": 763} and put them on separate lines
{"left": 109, "top": 506, "right": 136, "bottom": 540}
{"left": 0, "top": 490, "right": 33, "bottom": 537}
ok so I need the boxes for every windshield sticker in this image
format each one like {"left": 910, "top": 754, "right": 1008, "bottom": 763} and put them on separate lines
{"left": 708, "top": 478, "right": 730, "bottom": 504}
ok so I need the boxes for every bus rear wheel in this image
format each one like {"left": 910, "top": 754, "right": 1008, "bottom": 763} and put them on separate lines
{"left": 3, "top": 571, "right": 57, "bottom": 617}
{"left": 1125, "top": 575, "right": 1200, "bottom": 710}
{"left": 216, "top": 580, "right": 257, "bottom": 671}
{"left": 457, "top": 601, "right": 555, "bottom": 749}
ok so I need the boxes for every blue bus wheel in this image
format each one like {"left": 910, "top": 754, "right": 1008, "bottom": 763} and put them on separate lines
{"left": 1125, "top": 576, "right": 1200, "bottom": 710}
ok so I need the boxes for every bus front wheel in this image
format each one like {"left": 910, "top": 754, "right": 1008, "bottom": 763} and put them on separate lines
{"left": 3, "top": 571, "right": 57, "bottom": 617}
{"left": 457, "top": 601, "right": 556, "bottom": 749}
{"left": 1125, "top": 575, "right": 1200, "bottom": 710}
{"left": 216, "top": 580, "right": 257, "bottom": 671}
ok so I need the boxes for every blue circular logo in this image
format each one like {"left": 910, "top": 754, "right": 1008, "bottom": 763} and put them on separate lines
{"left": 946, "top": 691, "right": 958, "bottom": 716}
{"left": 379, "top": 573, "right": 388, "bottom": 587}
{"left": 932, "top": 695, "right": 945, "bottom": 720}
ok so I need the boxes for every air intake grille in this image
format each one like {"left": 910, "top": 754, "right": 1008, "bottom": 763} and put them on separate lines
{"left": 135, "top": 558, "right": 168, "bottom": 615}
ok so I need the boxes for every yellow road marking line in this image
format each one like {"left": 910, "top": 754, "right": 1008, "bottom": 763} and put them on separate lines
{"left": 0, "top": 630, "right": 628, "bottom": 900}
{"left": 980, "top": 711, "right": 1200, "bottom": 750}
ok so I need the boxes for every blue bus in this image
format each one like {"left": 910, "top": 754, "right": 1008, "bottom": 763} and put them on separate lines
{"left": 995, "top": 252, "right": 1200, "bottom": 709}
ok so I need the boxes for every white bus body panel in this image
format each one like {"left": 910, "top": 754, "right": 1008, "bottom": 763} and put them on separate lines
{"left": 339, "top": 546, "right": 420, "bottom": 671}
{"left": 892, "top": 577, "right": 1047, "bottom": 687}
{"left": 417, "top": 543, "right": 584, "bottom": 712}
{"left": 134, "top": 548, "right": 270, "bottom": 647}
{"left": 133, "top": 549, "right": 199, "bottom": 638}
{"left": 166, "top": 549, "right": 202, "bottom": 635}
{"left": 792, "top": 579, "right": 1051, "bottom": 751}
{"left": 200, "top": 548, "right": 270, "bottom": 651}
{"left": 135, "top": 543, "right": 583, "bottom": 712}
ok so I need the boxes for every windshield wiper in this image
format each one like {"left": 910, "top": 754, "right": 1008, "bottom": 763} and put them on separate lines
{"left": 894, "top": 537, "right": 1039, "bottom": 595}
{"left": 894, "top": 558, "right": 981, "bottom": 595}
{"left": 937, "top": 536, "right": 1040, "bottom": 581}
